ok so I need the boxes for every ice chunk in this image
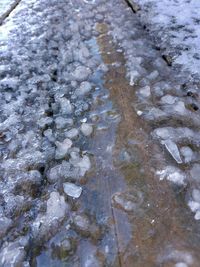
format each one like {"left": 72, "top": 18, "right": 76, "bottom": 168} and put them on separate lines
{"left": 80, "top": 123, "right": 93, "bottom": 136}
{"left": 55, "top": 138, "right": 72, "bottom": 159}
{"left": 180, "top": 146, "right": 193, "bottom": 163}
{"left": 59, "top": 98, "right": 73, "bottom": 114}
{"left": 0, "top": 240, "right": 26, "bottom": 267}
{"left": 160, "top": 94, "right": 177, "bottom": 105}
{"left": 156, "top": 166, "right": 186, "bottom": 185}
{"left": 75, "top": 81, "right": 92, "bottom": 96}
{"left": 72, "top": 66, "right": 91, "bottom": 82}
{"left": 147, "top": 70, "right": 159, "bottom": 81}
{"left": 66, "top": 128, "right": 79, "bottom": 139}
{"left": 38, "top": 117, "right": 53, "bottom": 128}
{"left": 139, "top": 85, "right": 151, "bottom": 98}
{"left": 173, "top": 101, "right": 187, "bottom": 115}
{"left": 163, "top": 139, "right": 182, "bottom": 164}
{"left": 194, "top": 211, "right": 200, "bottom": 220}
{"left": 0, "top": 216, "right": 12, "bottom": 238}
{"left": 55, "top": 117, "right": 73, "bottom": 129}
{"left": 63, "top": 182, "right": 82, "bottom": 198}
{"left": 32, "top": 192, "right": 68, "bottom": 241}
{"left": 175, "top": 263, "right": 188, "bottom": 267}
{"left": 192, "top": 189, "right": 200, "bottom": 203}
{"left": 71, "top": 155, "right": 91, "bottom": 176}
{"left": 129, "top": 70, "right": 140, "bottom": 86}
{"left": 73, "top": 214, "right": 90, "bottom": 233}
{"left": 190, "top": 164, "right": 200, "bottom": 181}
{"left": 188, "top": 201, "right": 200, "bottom": 212}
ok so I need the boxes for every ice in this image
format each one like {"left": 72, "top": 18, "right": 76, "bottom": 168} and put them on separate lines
{"left": 75, "top": 81, "right": 92, "bottom": 96}
{"left": 188, "top": 201, "right": 200, "bottom": 213}
{"left": 47, "top": 165, "right": 62, "bottom": 184}
{"left": 160, "top": 94, "right": 177, "bottom": 105}
{"left": 180, "top": 146, "right": 193, "bottom": 163}
{"left": 38, "top": 117, "right": 53, "bottom": 128}
{"left": 147, "top": 70, "right": 159, "bottom": 81}
{"left": 112, "top": 190, "right": 143, "bottom": 212}
{"left": 173, "top": 101, "right": 187, "bottom": 115}
{"left": 72, "top": 65, "right": 92, "bottom": 82}
{"left": 59, "top": 98, "right": 73, "bottom": 115}
{"left": 0, "top": 239, "right": 26, "bottom": 267}
{"left": 63, "top": 182, "right": 82, "bottom": 198}
{"left": 70, "top": 155, "right": 91, "bottom": 176}
{"left": 129, "top": 70, "right": 140, "bottom": 86}
{"left": 55, "top": 117, "right": 73, "bottom": 129}
{"left": 156, "top": 166, "right": 186, "bottom": 185}
{"left": 80, "top": 123, "right": 93, "bottom": 136}
{"left": 192, "top": 189, "right": 200, "bottom": 203}
{"left": 134, "top": 0, "right": 200, "bottom": 75}
{"left": 138, "top": 85, "right": 151, "bottom": 98}
{"left": 190, "top": 164, "right": 200, "bottom": 181}
{"left": 0, "top": 216, "right": 12, "bottom": 239}
{"left": 175, "top": 263, "right": 188, "bottom": 267}
{"left": 32, "top": 191, "right": 68, "bottom": 240}
{"left": 66, "top": 128, "right": 79, "bottom": 139}
{"left": 162, "top": 139, "right": 182, "bottom": 164}
{"left": 73, "top": 214, "right": 90, "bottom": 233}
{"left": 55, "top": 138, "right": 73, "bottom": 159}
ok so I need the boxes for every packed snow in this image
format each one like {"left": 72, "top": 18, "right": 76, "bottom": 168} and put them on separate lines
{"left": 133, "top": 0, "right": 200, "bottom": 77}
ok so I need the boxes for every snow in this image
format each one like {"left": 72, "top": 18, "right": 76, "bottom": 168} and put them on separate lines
{"left": 0, "top": 0, "right": 18, "bottom": 18}
{"left": 134, "top": 0, "right": 200, "bottom": 76}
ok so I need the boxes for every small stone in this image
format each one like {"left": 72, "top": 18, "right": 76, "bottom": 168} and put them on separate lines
{"left": 55, "top": 138, "right": 72, "bottom": 159}
{"left": 63, "top": 182, "right": 82, "bottom": 198}
{"left": 80, "top": 123, "right": 93, "bottom": 136}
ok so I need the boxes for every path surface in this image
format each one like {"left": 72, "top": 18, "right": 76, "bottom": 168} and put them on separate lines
{"left": 0, "top": 0, "right": 200, "bottom": 266}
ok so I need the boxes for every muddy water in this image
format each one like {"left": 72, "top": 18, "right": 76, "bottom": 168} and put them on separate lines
{"left": 81, "top": 22, "right": 200, "bottom": 266}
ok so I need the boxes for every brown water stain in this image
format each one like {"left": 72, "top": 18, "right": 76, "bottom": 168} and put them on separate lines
{"left": 96, "top": 22, "right": 200, "bottom": 267}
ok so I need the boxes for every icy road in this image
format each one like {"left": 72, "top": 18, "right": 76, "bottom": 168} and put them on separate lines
{"left": 0, "top": 0, "right": 200, "bottom": 266}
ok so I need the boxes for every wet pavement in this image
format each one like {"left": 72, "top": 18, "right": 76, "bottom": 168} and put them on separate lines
{"left": 1, "top": 0, "right": 200, "bottom": 266}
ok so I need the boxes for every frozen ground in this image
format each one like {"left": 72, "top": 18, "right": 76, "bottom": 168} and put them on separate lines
{"left": 1, "top": 0, "right": 200, "bottom": 266}
{"left": 130, "top": 0, "right": 200, "bottom": 78}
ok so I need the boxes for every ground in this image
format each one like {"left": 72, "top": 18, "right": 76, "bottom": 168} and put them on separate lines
{"left": 0, "top": 0, "right": 200, "bottom": 266}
